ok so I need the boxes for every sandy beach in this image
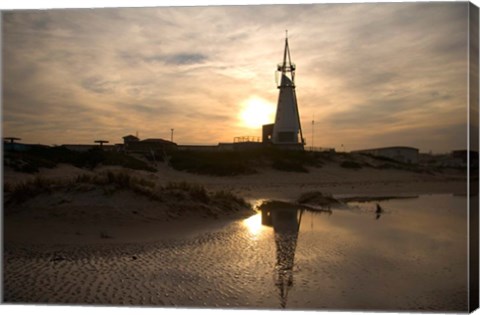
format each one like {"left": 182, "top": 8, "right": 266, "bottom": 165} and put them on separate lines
{"left": 3, "top": 161, "right": 466, "bottom": 243}
{"left": 3, "top": 161, "right": 470, "bottom": 310}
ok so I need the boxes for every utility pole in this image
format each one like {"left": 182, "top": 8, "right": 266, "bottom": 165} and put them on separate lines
{"left": 311, "top": 115, "right": 315, "bottom": 151}
{"left": 171, "top": 129, "right": 174, "bottom": 142}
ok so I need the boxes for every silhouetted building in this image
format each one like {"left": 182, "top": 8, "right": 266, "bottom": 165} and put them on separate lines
{"left": 262, "top": 123, "right": 274, "bottom": 143}
{"left": 123, "top": 135, "right": 140, "bottom": 144}
{"left": 3, "top": 138, "right": 29, "bottom": 152}
{"left": 452, "top": 150, "right": 479, "bottom": 166}
{"left": 271, "top": 33, "right": 304, "bottom": 150}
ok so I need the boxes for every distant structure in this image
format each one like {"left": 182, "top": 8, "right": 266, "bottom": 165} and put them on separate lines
{"left": 3, "top": 137, "right": 29, "bottom": 152}
{"left": 419, "top": 150, "right": 479, "bottom": 168}
{"left": 263, "top": 31, "right": 304, "bottom": 150}
{"left": 94, "top": 140, "right": 109, "bottom": 149}
{"left": 451, "top": 149, "right": 479, "bottom": 167}
{"left": 4, "top": 137, "right": 21, "bottom": 144}
{"left": 122, "top": 135, "right": 176, "bottom": 154}
{"left": 123, "top": 134, "right": 140, "bottom": 145}
{"left": 352, "top": 146, "right": 419, "bottom": 164}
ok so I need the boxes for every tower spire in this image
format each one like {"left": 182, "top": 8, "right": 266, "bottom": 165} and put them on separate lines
{"left": 279, "top": 30, "right": 295, "bottom": 86}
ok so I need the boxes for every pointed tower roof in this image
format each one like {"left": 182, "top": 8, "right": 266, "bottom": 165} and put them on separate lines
{"left": 278, "top": 30, "right": 295, "bottom": 83}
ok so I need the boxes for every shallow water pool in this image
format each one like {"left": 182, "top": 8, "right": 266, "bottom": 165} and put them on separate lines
{"left": 4, "top": 194, "right": 469, "bottom": 311}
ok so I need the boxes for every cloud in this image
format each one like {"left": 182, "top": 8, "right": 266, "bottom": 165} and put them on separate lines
{"left": 81, "top": 76, "right": 116, "bottom": 94}
{"left": 164, "top": 53, "right": 208, "bottom": 65}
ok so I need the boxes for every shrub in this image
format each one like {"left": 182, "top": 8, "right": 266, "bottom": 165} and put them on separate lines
{"left": 296, "top": 191, "right": 339, "bottom": 206}
{"left": 169, "top": 151, "right": 256, "bottom": 176}
{"left": 164, "top": 181, "right": 210, "bottom": 203}
{"left": 74, "top": 173, "right": 95, "bottom": 184}
{"left": 212, "top": 190, "right": 249, "bottom": 208}
{"left": 169, "top": 147, "right": 324, "bottom": 176}
{"left": 74, "top": 149, "right": 156, "bottom": 172}
{"left": 272, "top": 159, "right": 308, "bottom": 173}
{"left": 6, "top": 146, "right": 156, "bottom": 172}
{"left": 257, "top": 200, "right": 297, "bottom": 211}
{"left": 360, "top": 153, "right": 398, "bottom": 163}
{"left": 4, "top": 152, "right": 57, "bottom": 173}
{"left": 5, "top": 174, "right": 252, "bottom": 217}
{"left": 6, "top": 177, "right": 57, "bottom": 204}
{"left": 340, "top": 161, "right": 362, "bottom": 169}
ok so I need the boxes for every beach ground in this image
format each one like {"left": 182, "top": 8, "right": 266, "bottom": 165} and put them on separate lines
{"left": 2, "top": 162, "right": 469, "bottom": 310}
{"left": 3, "top": 162, "right": 466, "bottom": 245}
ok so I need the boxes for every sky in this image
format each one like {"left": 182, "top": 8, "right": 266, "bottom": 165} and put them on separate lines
{"left": 1, "top": 2, "right": 473, "bottom": 152}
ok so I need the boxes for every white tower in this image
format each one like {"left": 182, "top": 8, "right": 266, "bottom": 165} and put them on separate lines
{"left": 272, "top": 31, "right": 304, "bottom": 149}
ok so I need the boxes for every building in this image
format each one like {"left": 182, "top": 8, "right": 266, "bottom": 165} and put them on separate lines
{"left": 263, "top": 32, "right": 304, "bottom": 150}
{"left": 452, "top": 150, "right": 479, "bottom": 167}
{"left": 3, "top": 137, "right": 30, "bottom": 152}
{"left": 123, "top": 135, "right": 139, "bottom": 145}
{"left": 262, "top": 124, "right": 274, "bottom": 143}
{"left": 352, "top": 146, "right": 419, "bottom": 164}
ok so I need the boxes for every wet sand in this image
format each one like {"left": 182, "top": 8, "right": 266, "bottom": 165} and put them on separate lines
{"left": 4, "top": 196, "right": 469, "bottom": 311}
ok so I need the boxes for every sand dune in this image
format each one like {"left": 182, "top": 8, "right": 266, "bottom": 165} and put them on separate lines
{"left": 3, "top": 161, "right": 466, "bottom": 245}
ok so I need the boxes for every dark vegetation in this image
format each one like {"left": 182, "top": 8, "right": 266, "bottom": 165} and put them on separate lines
{"left": 255, "top": 191, "right": 342, "bottom": 214}
{"left": 169, "top": 150, "right": 255, "bottom": 176}
{"left": 257, "top": 199, "right": 333, "bottom": 214}
{"left": 339, "top": 161, "right": 362, "bottom": 169}
{"left": 341, "top": 153, "right": 437, "bottom": 174}
{"left": 4, "top": 146, "right": 156, "bottom": 173}
{"left": 4, "top": 145, "right": 444, "bottom": 176}
{"left": 338, "top": 195, "right": 419, "bottom": 203}
{"left": 4, "top": 146, "right": 330, "bottom": 176}
{"left": 4, "top": 171, "right": 251, "bottom": 217}
{"left": 169, "top": 148, "right": 327, "bottom": 176}
{"left": 296, "top": 191, "right": 341, "bottom": 207}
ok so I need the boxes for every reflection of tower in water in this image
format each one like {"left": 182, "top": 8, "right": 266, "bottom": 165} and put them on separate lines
{"left": 261, "top": 207, "right": 303, "bottom": 308}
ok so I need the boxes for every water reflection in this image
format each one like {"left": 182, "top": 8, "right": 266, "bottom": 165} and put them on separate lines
{"left": 243, "top": 212, "right": 264, "bottom": 237}
{"left": 376, "top": 203, "right": 383, "bottom": 220}
{"left": 260, "top": 205, "right": 303, "bottom": 308}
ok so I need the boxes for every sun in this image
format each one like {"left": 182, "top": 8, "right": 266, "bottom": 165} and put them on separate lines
{"left": 239, "top": 97, "right": 276, "bottom": 129}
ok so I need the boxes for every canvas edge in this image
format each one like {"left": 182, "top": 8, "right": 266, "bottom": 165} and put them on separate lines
{"left": 469, "top": 1, "right": 480, "bottom": 313}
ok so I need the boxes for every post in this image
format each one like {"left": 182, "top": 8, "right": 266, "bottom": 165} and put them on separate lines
{"left": 171, "top": 129, "right": 174, "bottom": 142}
{"left": 311, "top": 117, "right": 315, "bottom": 151}
{"left": 94, "top": 140, "right": 109, "bottom": 149}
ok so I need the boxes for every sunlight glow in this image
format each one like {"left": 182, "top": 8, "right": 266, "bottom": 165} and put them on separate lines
{"left": 239, "top": 97, "right": 276, "bottom": 129}
{"left": 243, "top": 212, "right": 263, "bottom": 236}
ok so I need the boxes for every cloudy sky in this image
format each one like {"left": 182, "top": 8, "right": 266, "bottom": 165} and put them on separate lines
{"left": 2, "top": 2, "right": 471, "bottom": 152}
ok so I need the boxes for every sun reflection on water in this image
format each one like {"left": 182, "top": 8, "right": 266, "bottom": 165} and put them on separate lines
{"left": 243, "top": 212, "right": 264, "bottom": 237}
